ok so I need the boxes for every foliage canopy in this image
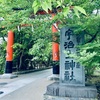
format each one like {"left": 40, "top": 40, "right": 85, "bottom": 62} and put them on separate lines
{"left": 0, "top": 0, "right": 100, "bottom": 75}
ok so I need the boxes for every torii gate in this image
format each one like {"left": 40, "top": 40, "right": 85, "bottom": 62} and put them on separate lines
{"left": 2, "top": 9, "right": 60, "bottom": 78}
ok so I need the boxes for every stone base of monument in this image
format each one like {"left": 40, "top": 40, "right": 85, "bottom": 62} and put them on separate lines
{"left": 0, "top": 73, "right": 18, "bottom": 79}
{"left": 47, "top": 74, "right": 59, "bottom": 81}
{"left": 44, "top": 82, "right": 97, "bottom": 100}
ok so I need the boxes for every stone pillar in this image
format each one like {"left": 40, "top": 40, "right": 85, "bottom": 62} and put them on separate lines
{"left": 60, "top": 27, "right": 85, "bottom": 86}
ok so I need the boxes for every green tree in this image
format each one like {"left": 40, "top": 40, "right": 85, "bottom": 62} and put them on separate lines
{"left": 29, "top": 39, "right": 52, "bottom": 67}
{"left": 0, "top": 0, "right": 34, "bottom": 72}
{"left": 0, "top": 0, "right": 100, "bottom": 75}
{"left": 32, "top": 0, "right": 100, "bottom": 76}
{"left": 0, "top": 0, "right": 53, "bottom": 72}
{"left": 66, "top": 0, "right": 100, "bottom": 76}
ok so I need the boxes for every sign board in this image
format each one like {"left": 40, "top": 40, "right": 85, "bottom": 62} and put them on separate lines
{"left": 60, "top": 27, "right": 85, "bottom": 86}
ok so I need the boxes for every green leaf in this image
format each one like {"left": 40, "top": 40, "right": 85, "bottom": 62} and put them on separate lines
{"left": 63, "top": 7, "right": 70, "bottom": 16}
{"left": 32, "top": 1, "right": 38, "bottom": 8}
{"left": 41, "top": 0, "right": 53, "bottom": 12}
{"left": 41, "top": 1, "right": 49, "bottom": 13}
{"left": 33, "top": 6, "right": 39, "bottom": 14}
{"left": 32, "top": 1, "right": 39, "bottom": 14}
{"left": 74, "top": 6, "right": 87, "bottom": 15}
{"left": 73, "top": 8, "right": 80, "bottom": 18}
{"left": 47, "top": 0, "right": 52, "bottom": 11}
{"left": 57, "top": 1, "right": 61, "bottom": 7}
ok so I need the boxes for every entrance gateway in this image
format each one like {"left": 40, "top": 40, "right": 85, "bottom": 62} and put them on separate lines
{"left": 44, "top": 26, "right": 97, "bottom": 100}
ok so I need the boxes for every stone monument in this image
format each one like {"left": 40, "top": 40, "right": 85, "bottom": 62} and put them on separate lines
{"left": 44, "top": 26, "right": 97, "bottom": 100}
{"left": 60, "top": 27, "right": 85, "bottom": 86}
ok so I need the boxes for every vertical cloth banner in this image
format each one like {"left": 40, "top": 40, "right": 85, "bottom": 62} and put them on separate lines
{"left": 5, "top": 30, "right": 14, "bottom": 73}
{"left": 52, "top": 13, "right": 59, "bottom": 61}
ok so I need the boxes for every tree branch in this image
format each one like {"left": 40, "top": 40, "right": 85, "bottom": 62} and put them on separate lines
{"left": 86, "top": 31, "right": 99, "bottom": 43}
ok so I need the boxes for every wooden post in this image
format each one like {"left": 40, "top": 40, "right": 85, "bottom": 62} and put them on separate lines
{"left": 5, "top": 30, "right": 14, "bottom": 73}
{"left": 52, "top": 42, "right": 59, "bottom": 61}
{"left": 52, "top": 13, "right": 59, "bottom": 75}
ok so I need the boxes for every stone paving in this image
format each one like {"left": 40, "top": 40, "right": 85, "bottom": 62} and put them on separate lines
{"left": 0, "top": 69, "right": 54, "bottom": 100}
